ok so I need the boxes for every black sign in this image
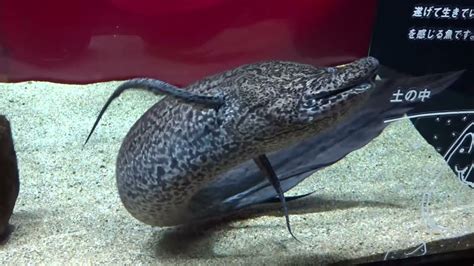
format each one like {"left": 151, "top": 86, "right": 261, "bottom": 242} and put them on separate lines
{"left": 370, "top": 0, "right": 474, "bottom": 187}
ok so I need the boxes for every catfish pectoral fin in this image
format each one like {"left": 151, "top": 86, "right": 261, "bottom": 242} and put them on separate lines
{"left": 253, "top": 154, "right": 301, "bottom": 242}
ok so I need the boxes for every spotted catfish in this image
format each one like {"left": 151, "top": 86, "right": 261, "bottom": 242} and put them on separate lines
{"left": 85, "top": 57, "right": 462, "bottom": 240}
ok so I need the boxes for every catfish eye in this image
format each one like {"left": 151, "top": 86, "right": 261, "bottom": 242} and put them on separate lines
{"left": 301, "top": 95, "right": 318, "bottom": 108}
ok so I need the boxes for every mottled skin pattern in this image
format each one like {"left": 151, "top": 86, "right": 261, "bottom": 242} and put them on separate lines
{"left": 115, "top": 57, "right": 378, "bottom": 226}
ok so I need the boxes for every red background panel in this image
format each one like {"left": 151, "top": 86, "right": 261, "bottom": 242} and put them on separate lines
{"left": 0, "top": 0, "right": 377, "bottom": 86}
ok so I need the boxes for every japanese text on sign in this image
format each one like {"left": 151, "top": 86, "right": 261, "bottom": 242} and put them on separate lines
{"left": 408, "top": 28, "right": 474, "bottom": 41}
{"left": 409, "top": 5, "right": 474, "bottom": 42}
{"left": 412, "top": 6, "right": 474, "bottom": 19}
{"left": 390, "top": 88, "right": 432, "bottom": 103}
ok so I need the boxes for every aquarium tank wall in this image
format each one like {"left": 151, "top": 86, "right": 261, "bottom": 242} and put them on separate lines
{"left": 0, "top": 0, "right": 472, "bottom": 264}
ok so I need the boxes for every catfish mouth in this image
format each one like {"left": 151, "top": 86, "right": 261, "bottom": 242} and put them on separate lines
{"left": 315, "top": 65, "right": 378, "bottom": 100}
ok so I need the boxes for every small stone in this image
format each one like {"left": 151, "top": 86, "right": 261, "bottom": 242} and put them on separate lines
{"left": 0, "top": 115, "right": 20, "bottom": 244}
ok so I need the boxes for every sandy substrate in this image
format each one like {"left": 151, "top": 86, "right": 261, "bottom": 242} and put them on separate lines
{"left": 0, "top": 81, "right": 473, "bottom": 265}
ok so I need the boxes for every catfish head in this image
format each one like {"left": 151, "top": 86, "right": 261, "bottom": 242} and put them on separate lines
{"left": 221, "top": 57, "right": 379, "bottom": 151}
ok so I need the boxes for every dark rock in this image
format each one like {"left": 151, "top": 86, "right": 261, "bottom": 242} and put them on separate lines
{"left": 0, "top": 115, "right": 19, "bottom": 244}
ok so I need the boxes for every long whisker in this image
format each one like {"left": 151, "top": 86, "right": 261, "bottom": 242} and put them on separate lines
{"left": 83, "top": 78, "right": 225, "bottom": 147}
